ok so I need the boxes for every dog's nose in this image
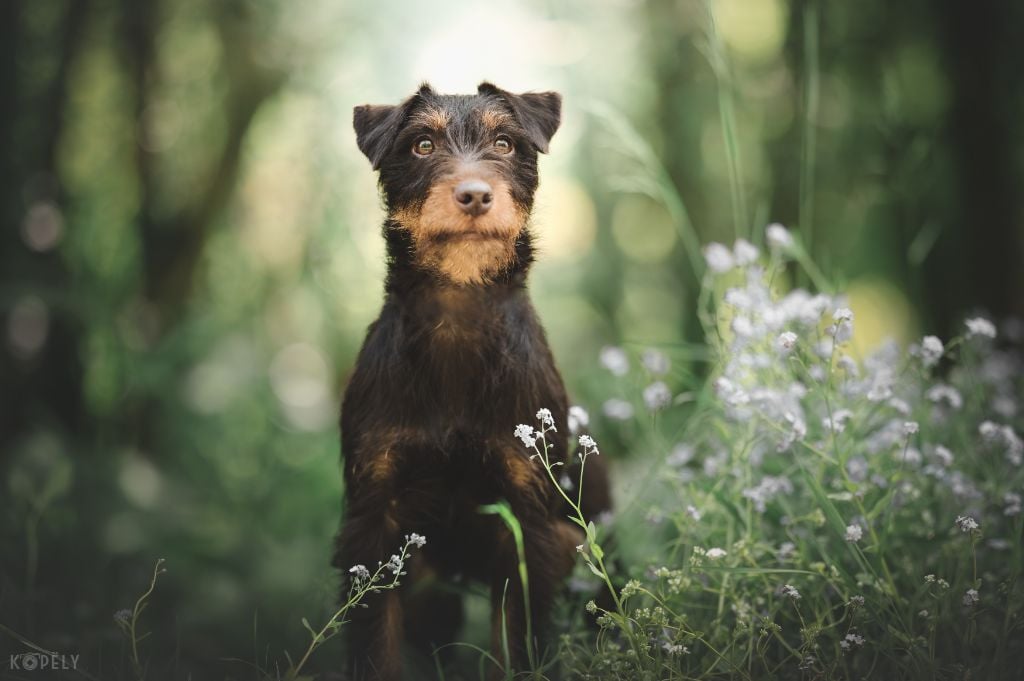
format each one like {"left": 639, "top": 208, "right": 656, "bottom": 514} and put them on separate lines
{"left": 453, "top": 180, "right": 494, "bottom": 216}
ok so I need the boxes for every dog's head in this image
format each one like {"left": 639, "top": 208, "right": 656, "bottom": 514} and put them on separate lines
{"left": 353, "top": 83, "right": 561, "bottom": 285}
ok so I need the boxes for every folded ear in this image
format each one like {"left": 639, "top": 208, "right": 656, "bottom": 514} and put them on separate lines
{"left": 353, "top": 85, "right": 435, "bottom": 169}
{"left": 353, "top": 104, "right": 403, "bottom": 170}
{"left": 478, "top": 82, "right": 562, "bottom": 153}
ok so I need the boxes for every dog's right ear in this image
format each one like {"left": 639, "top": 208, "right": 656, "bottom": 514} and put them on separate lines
{"left": 354, "top": 85, "right": 434, "bottom": 170}
{"left": 353, "top": 104, "right": 405, "bottom": 170}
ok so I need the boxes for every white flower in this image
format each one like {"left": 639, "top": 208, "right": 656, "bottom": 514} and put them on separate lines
{"left": 703, "top": 242, "right": 735, "bottom": 273}
{"left": 731, "top": 315, "right": 755, "bottom": 339}
{"left": 963, "top": 589, "right": 980, "bottom": 606}
{"left": 603, "top": 398, "right": 634, "bottom": 421}
{"left": 643, "top": 381, "right": 673, "bottom": 411}
{"left": 385, "top": 554, "right": 404, "bottom": 574}
{"left": 926, "top": 384, "right": 963, "bottom": 409}
{"left": 823, "top": 409, "right": 853, "bottom": 434}
{"left": 578, "top": 434, "right": 599, "bottom": 454}
{"left": 777, "top": 542, "right": 796, "bottom": 561}
{"left": 979, "top": 420, "right": 1000, "bottom": 440}
{"left": 733, "top": 238, "right": 760, "bottom": 266}
{"left": 889, "top": 397, "right": 911, "bottom": 415}
{"left": 406, "top": 533, "right": 427, "bottom": 548}
{"left": 965, "top": 317, "right": 997, "bottom": 339}
{"left": 955, "top": 515, "right": 979, "bottom": 532}
{"left": 919, "top": 336, "right": 944, "bottom": 368}
{"left": 536, "top": 408, "right": 555, "bottom": 429}
{"left": 662, "top": 642, "right": 690, "bottom": 656}
{"left": 781, "top": 584, "right": 801, "bottom": 600}
{"left": 1003, "top": 493, "right": 1022, "bottom": 516}
{"left": 845, "top": 524, "right": 863, "bottom": 542}
{"left": 667, "top": 444, "right": 694, "bottom": 467}
{"left": 902, "top": 421, "right": 919, "bottom": 437}
{"left": 567, "top": 406, "right": 589, "bottom": 434}
{"left": 706, "top": 547, "right": 727, "bottom": 560}
{"left": 840, "top": 632, "right": 865, "bottom": 651}
{"left": 685, "top": 504, "right": 701, "bottom": 521}
{"left": 828, "top": 308, "right": 854, "bottom": 343}
{"left": 766, "top": 223, "right": 794, "bottom": 252}
{"left": 349, "top": 564, "right": 370, "bottom": 582}
{"left": 641, "top": 348, "right": 671, "bottom": 376}
{"left": 514, "top": 424, "right": 537, "bottom": 448}
{"left": 599, "top": 346, "right": 629, "bottom": 376}
{"left": 933, "top": 445, "right": 954, "bottom": 467}
{"left": 776, "top": 331, "right": 798, "bottom": 355}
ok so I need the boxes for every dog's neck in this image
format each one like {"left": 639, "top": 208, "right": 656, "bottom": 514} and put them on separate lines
{"left": 381, "top": 219, "right": 534, "bottom": 295}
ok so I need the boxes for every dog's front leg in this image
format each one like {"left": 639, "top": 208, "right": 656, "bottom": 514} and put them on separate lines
{"left": 488, "top": 451, "right": 578, "bottom": 675}
{"left": 336, "top": 487, "right": 404, "bottom": 681}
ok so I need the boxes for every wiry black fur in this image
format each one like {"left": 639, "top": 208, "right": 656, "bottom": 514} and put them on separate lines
{"left": 332, "top": 83, "right": 611, "bottom": 681}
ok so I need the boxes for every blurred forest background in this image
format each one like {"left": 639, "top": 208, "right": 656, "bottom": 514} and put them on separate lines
{"left": 2, "top": 0, "right": 1023, "bottom": 677}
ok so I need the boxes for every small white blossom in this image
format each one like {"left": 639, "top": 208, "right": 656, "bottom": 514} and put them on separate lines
{"left": 667, "top": 443, "right": 694, "bottom": 467}
{"left": 599, "top": 346, "right": 629, "bottom": 376}
{"left": 828, "top": 308, "right": 854, "bottom": 343}
{"left": 406, "top": 533, "right": 427, "bottom": 548}
{"left": 926, "top": 384, "right": 963, "bottom": 409}
{"left": 823, "top": 409, "right": 853, "bottom": 434}
{"left": 603, "top": 398, "right": 634, "bottom": 421}
{"left": 776, "top": 331, "right": 798, "bottom": 355}
{"left": 919, "top": 335, "right": 944, "bottom": 368}
{"left": 567, "top": 406, "right": 589, "bottom": 434}
{"left": 963, "top": 588, "right": 980, "bottom": 607}
{"left": 733, "top": 238, "right": 760, "bottom": 266}
{"left": 643, "top": 381, "right": 673, "bottom": 411}
{"left": 578, "top": 434, "right": 599, "bottom": 454}
{"left": 840, "top": 632, "right": 865, "bottom": 651}
{"left": 703, "top": 242, "right": 735, "bottom": 273}
{"left": 965, "top": 317, "right": 997, "bottom": 339}
{"left": 685, "top": 504, "right": 701, "bottom": 521}
{"left": 662, "top": 642, "right": 690, "bottom": 656}
{"left": 903, "top": 421, "right": 920, "bottom": 437}
{"left": 385, "top": 554, "right": 404, "bottom": 574}
{"left": 766, "top": 223, "right": 794, "bottom": 252}
{"left": 706, "top": 547, "right": 727, "bottom": 560}
{"left": 933, "top": 445, "right": 954, "bottom": 467}
{"left": 781, "top": 584, "right": 801, "bottom": 600}
{"left": 349, "top": 564, "right": 370, "bottom": 582}
{"left": 955, "top": 515, "right": 979, "bottom": 533}
{"left": 845, "top": 524, "right": 863, "bottom": 542}
{"left": 641, "top": 348, "right": 670, "bottom": 376}
{"left": 514, "top": 424, "right": 537, "bottom": 448}
{"left": 1004, "top": 493, "right": 1022, "bottom": 516}
{"left": 535, "top": 408, "right": 556, "bottom": 431}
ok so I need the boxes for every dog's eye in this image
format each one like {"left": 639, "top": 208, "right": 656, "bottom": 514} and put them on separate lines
{"left": 494, "top": 136, "right": 513, "bottom": 154}
{"left": 413, "top": 137, "right": 434, "bottom": 156}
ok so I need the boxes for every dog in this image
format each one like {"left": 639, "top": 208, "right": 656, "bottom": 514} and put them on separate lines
{"left": 332, "top": 82, "right": 611, "bottom": 680}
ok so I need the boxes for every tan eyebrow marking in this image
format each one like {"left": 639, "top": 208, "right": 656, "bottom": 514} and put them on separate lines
{"left": 410, "top": 107, "right": 450, "bottom": 130}
{"left": 480, "top": 108, "right": 513, "bottom": 129}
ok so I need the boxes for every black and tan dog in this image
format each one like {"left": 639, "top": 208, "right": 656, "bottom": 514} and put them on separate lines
{"left": 333, "top": 83, "right": 610, "bottom": 680}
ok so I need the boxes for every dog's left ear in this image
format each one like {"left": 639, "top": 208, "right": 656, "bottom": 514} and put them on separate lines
{"left": 478, "top": 82, "right": 562, "bottom": 153}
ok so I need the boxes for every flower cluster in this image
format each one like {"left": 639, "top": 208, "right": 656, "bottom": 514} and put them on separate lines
{"left": 542, "top": 224, "right": 1022, "bottom": 679}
